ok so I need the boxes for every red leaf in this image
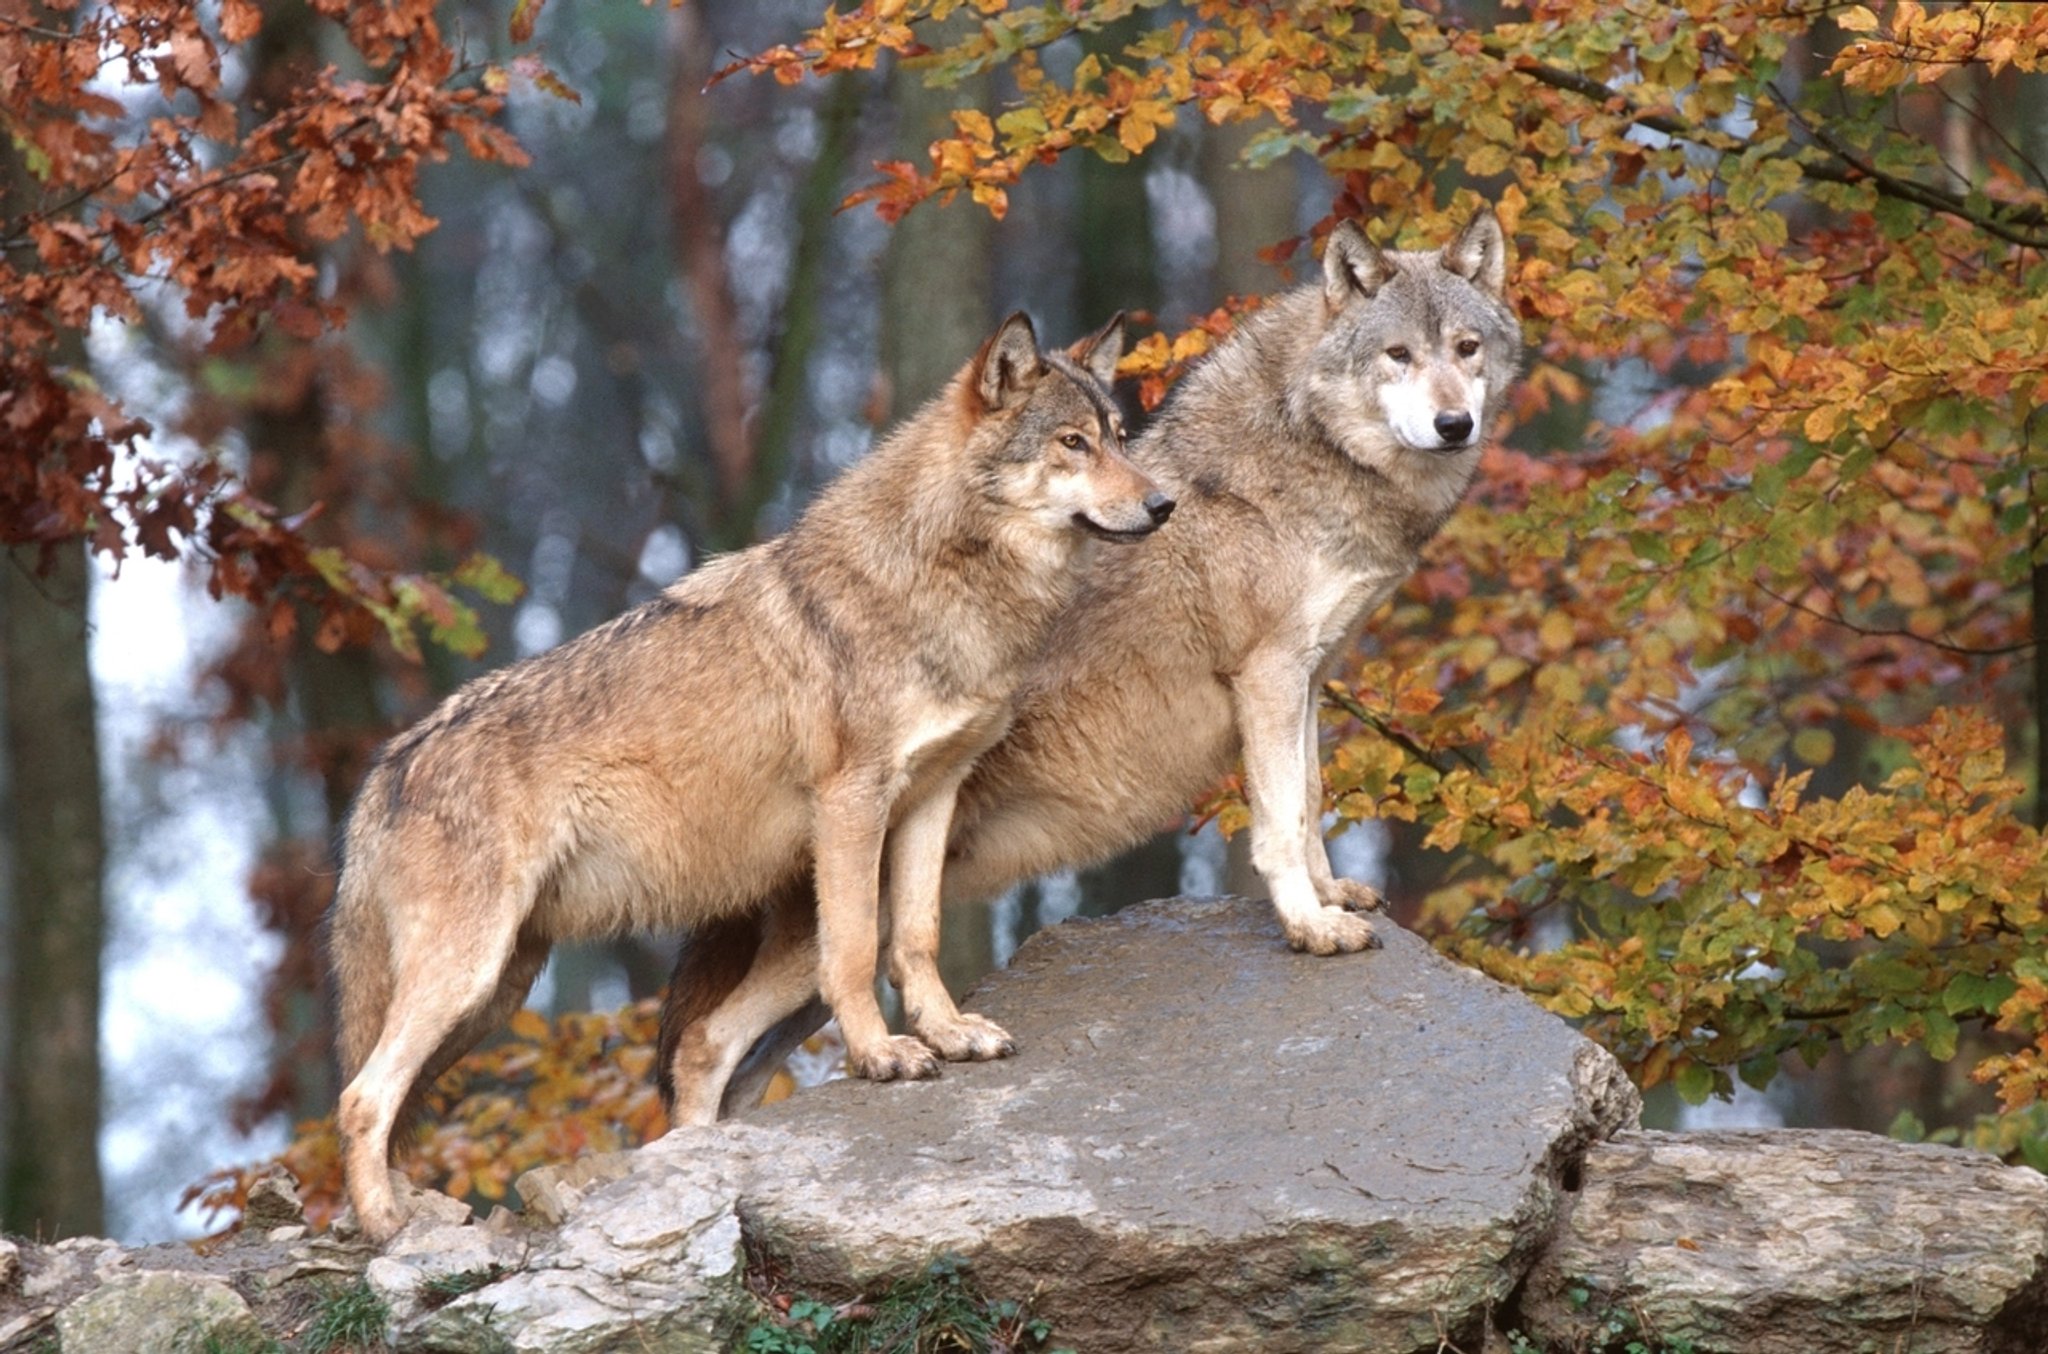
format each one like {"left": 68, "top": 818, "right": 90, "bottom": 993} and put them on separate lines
{"left": 510, "top": 0, "right": 546, "bottom": 45}
{"left": 220, "top": 0, "right": 262, "bottom": 43}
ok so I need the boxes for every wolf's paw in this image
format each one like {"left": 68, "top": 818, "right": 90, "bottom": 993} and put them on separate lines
{"left": 1283, "top": 906, "right": 1381, "bottom": 956}
{"left": 915, "top": 1012, "right": 1017, "bottom": 1062}
{"left": 1318, "top": 877, "right": 1387, "bottom": 914}
{"left": 348, "top": 1196, "right": 406, "bottom": 1249}
{"left": 849, "top": 1034, "right": 942, "bottom": 1082}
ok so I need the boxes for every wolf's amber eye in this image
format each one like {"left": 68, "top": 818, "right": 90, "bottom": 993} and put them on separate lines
{"left": 1385, "top": 346, "right": 1411, "bottom": 364}
{"left": 1059, "top": 432, "right": 1087, "bottom": 450}
{"left": 1456, "top": 338, "right": 1481, "bottom": 358}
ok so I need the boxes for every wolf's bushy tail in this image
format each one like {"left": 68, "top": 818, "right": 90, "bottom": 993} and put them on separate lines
{"left": 329, "top": 857, "right": 394, "bottom": 1088}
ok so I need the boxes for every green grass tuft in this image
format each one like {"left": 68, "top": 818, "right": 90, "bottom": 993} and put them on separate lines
{"left": 418, "top": 1262, "right": 511, "bottom": 1311}
{"left": 302, "top": 1279, "right": 391, "bottom": 1353}
{"left": 739, "top": 1252, "right": 1071, "bottom": 1354}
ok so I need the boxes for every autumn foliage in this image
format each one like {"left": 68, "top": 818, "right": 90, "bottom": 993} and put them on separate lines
{"left": 2, "top": 0, "right": 531, "bottom": 654}
{"left": 194, "top": 0, "right": 2048, "bottom": 1224}
{"left": 186, "top": 1001, "right": 668, "bottom": 1232}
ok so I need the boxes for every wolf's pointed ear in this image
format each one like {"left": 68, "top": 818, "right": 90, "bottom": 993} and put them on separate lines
{"left": 1322, "top": 220, "right": 1396, "bottom": 308}
{"left": 975, "top": 311, "right": 1044, "bottom": 412}
{"left": 1068, "top": 311, "right": 1127, "bottom": 389}
{"left": 1441, "top": 208, "right": 1508, "bottom": 295}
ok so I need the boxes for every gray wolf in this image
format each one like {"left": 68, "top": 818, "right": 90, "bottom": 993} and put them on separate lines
{"left": 656, "top": 208, "right": 1521, "bottom": 1119}
{"left": 328, "top": 312, "right": 1169, "bottom": 1242}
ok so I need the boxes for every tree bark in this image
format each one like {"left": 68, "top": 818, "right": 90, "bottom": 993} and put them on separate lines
{"left": 0, "top": 0, "right": 108, "bottom": 1234}
{"left": 667, "top": 3, "right": 755, "bottom": 539}
{"left": 0, "top": 539, "right": 107, "bottom": 1240}
{"left": 228, "top": 0, "right": 378, "bottom": 1130}
{"left": 881, "top": 52, "right": 995, "bottom": 419}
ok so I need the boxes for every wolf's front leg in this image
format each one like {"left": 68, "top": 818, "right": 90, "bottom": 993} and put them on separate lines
{"left": 1303, "top": 692, "right": 1387, "bottom": 915}
{"left": 814, "top": 777, "right": 939, "bottom": 1081}
{"left": 1229, "top": 650, "right": 1380, "bottom": 956}
{"left": 886, "top": 774, "right": 1015, "bottom": 1062}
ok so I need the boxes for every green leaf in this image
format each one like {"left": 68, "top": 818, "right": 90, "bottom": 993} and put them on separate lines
{"left": 1921, "top": 1009, "right": 1960, "bottom": 1062}
{"left": 1860, "top": 958, "right": 1923, "bottom": 997}
{"left": 453, "top": 552, "right": 526, "bottom": 605}
{"left": 1627, "top": 530, "right": 1672, "bottom": 566}
{"left": 1674, "top": 1061, "right": 1715, "bottom": 1106}
{"left": 1943, "top": 973, "right": 2018, "bottom": 1016}
{"left": 996, "top": 106, "right": 1049, "bottom": 141}
{"left": 1240, "top": 129, "right": 1316, "bottom": 169}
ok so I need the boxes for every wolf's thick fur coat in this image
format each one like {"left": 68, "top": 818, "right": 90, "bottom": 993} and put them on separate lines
{"left": 328, "top": 314, "right": 1165, "bottom": 1242}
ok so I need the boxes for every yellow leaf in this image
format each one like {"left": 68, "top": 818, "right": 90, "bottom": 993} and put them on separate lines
{"left": 1538, "top": 610, "right": 1575, "bottom": 656}
{"left": 508, "top": 1008, "right": 550, "bottom": 1042}
{"left": 952, "top": 107, "right": 994, "bottom": 143}
{"left": 1483, "top": 656, "right": 1530, "bottom": 691}
{"left": 1837, "top": 5, "right": 1880, "bottom": 33}
{"left": 1803, "top": 404, "right": 1845, "bottom": 442}
{"left": 1118, "top": 99, "right": 1173, "bottom": 155}
{"left": 1791, "top": 728, "right": 1835, "bottom": 766}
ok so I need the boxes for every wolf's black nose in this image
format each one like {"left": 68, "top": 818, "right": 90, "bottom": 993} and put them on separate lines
{"left": 1435, "top": 411, "right": 1475, "bottom": 446}
{"left": 1143, "top": 491, "right": 1176, "bottom": 525}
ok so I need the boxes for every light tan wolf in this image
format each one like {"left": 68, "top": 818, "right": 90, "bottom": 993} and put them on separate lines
{"left": 657, "top": 208, "right": 1522, "bottom": 1120}
{"left": 327, "top": 312, "right": 1171, "bottom": 1243}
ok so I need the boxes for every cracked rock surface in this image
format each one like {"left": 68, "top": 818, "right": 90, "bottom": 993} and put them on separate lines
{"left": 1520, "top": 1128, "right": 2048, "bottom": 1354}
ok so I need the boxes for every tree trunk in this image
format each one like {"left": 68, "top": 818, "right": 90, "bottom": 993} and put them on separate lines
{"left": 0, "top": 539, "right": 107, "bottom": 1240}
{"left": 881, "top": 52, "right": 995, "bottom": 418}
{"left": 739, "top": 71, "right": 862, "bottom": 535}
{"left": 0, "top": 4, "right": 108, "bottom": 1234}
{"left": 667, "top": 4, "right": 755, "bottom": 544}
{"left": 227, "top": 2, "right": 379, "bottom": 1131}
{"left": 1202, "top": 119, "right": 1295, "bottom": 302}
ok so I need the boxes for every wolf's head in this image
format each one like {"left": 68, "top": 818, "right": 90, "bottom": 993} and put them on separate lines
{"left": 1296, "top": 210, "right": 1521, "bottom": 498}
{"left": 964, "top": 312, "right": 1173, "bottom": 542}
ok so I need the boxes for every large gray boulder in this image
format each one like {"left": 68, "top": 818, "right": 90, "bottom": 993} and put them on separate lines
{"left": 1518, "top": 1128, "right": 2048, "bottom": 1354}
{"left": 691, "top": 895, "right": 1639, "bottom": 1352}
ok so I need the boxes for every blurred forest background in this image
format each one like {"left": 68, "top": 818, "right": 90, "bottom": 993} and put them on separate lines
{"left": 5, "top": 0, "right": 2048, "bottom": 1243}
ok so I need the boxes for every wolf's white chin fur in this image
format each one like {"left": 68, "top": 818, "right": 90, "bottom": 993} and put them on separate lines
{"left": 1378, "top": 375, "right": 1487, "bottom": 453}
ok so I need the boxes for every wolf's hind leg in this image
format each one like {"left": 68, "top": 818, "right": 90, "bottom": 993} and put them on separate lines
{"left": 664, "top": 898, "right": 822, "bottom": 1127}
{"left": 721, "top": 995, "right": 830, "bottom": 1118}
{"left": 397, "top": 935, "right": 551, "bottom": 1134}
{"left": 337, "top": 904, "right": 523, "bottom": 1244}
{"left": 887, "top": 774, "right": 1014, "bottom": 1062}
